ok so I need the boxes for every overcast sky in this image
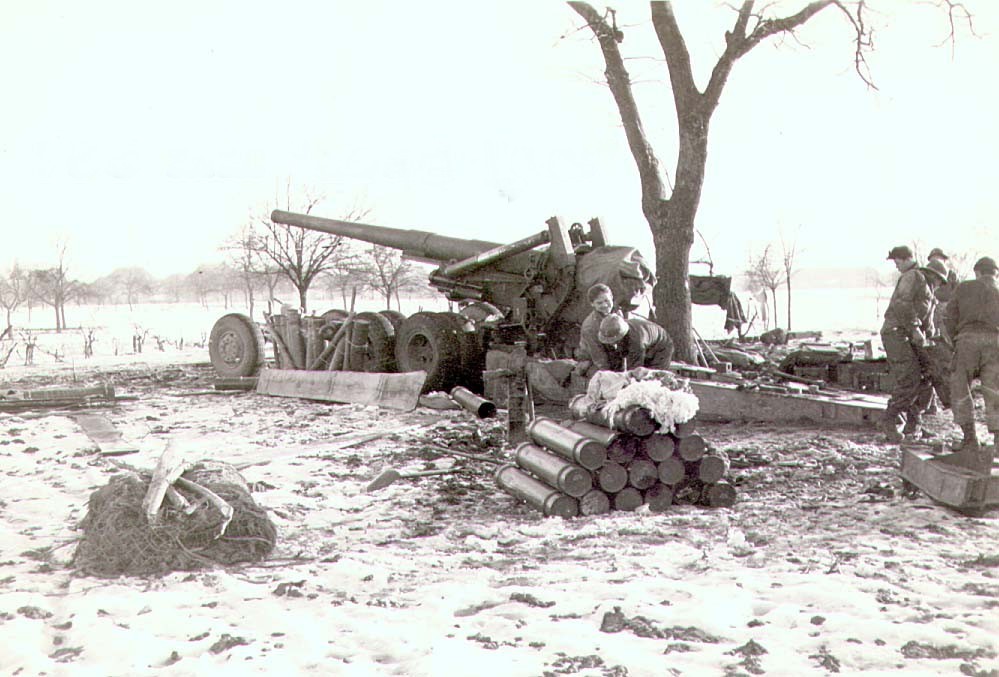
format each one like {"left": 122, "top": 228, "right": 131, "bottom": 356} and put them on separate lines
{"left": 2, "top": 0, "right": 996, "bottom": 281}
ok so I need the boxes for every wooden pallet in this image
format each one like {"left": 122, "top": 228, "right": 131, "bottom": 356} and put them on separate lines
{"left": 901, "top": 447, "right": 999, "bottom": 513}
{"left": 71, "top": 413, "right": 139, "bottom": 456}
{"left": 685, "top": 379, "right": 885, "bottom": 428}
{"left": 255, "top": 369, "right": 426, "bottom": 411}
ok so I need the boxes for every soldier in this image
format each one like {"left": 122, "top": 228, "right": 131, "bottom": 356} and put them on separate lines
{"left": 928, "top": 247, "right": 960, "bottom": 325}
{"left": 575, "top": 283, "right": 619, "bottom": 377}
{"left": 597, "top": 314, "right": 674, "bottom": 372}
{"left": 915, "top": 258, "right": 953, "bottom": 414}
{"left": 941, "top": 256, "right": 999, "bottom": 475}
{"left": 880, "top": 245, "right": 934, "bottom": 443}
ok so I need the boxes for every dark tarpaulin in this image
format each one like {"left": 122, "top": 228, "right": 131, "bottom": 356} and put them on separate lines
{"left": 690, "top": 275, "right": 746, "bottom": 333}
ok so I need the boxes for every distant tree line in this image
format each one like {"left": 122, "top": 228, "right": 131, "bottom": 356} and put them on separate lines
{"left": 0, "top": 215, "right": 434, "bottom": 338}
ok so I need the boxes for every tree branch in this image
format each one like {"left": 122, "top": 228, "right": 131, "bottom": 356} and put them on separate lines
{"left": 569, "top": 1, "right": 671, "bottom": 213}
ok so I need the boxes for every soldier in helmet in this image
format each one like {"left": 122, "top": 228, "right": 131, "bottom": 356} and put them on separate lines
{"left": 575, "top": 283, "right": 621, "bottom": 377}
{"left": 942, "top": 256, "right": 999, "bottom": 475}
{"left": 914, "top": 258, "right": 953, "bottom": 414}
{"left": 597, "top": 314, "right": 674, "bottom": 372}
{"left": 880, "top": 245, "right": 934, "bottom": 442}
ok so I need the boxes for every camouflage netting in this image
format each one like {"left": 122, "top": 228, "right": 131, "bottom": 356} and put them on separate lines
{"left": 72, "top": 461, "right": 276, "bottom": 578}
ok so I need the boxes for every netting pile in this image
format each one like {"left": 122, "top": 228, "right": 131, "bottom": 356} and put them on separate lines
{"left": 588, "top": 368, "right": 699, "bottom": 434}
{"left": 72, "top": 462, "right": 276, "bottom": 578}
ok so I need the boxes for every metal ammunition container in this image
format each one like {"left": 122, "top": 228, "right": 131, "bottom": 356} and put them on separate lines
{"left": 606, "top": 435, "right": 639, "bottom": 465}
{"left": 672, "top": 479, "right": 705, "bottom": 505}
{"left": 644, "top": 483, "right": 674, "bottom": 513}
{"left": 613, "top": 487, "right": 643, "bottom": 512}
{"left": 593, "top": 461, "right": 628, "bottom": 493}
{"left": 495, "top": 464, "right": 579, "bottom": 518}
{"left": 451, "top": 386, "right": 497, "bottom": 418}
{"left": 615, "top": 406, "right": 657, "bottom": 437}
{"left": 578, "top": 489, "right": 611, "bottom": 516}
{"left": 561, "top": 419, "right": 619, "bottom": 448}
{"left": 695, "top": 452, "right": 730, "bottom": 484}
{"left": 673, "top": 418, "right": 697, "bottom": 438}
{"left": 677, "top": 434, "right": 707, "bottom": 461}
{"left": 657, "top": 457, "right": 686, "bottom": 485}
{"left": 527, "top": 418, "right": 607, "bottom": 470}
{"left": 701, "top": 480, "right": 737, "bottom": 508}
{"left": 627, "top": 458, "right": 658, "bottom": 490}
{"left": 515, "top": 442, "right": 592, "bottom": 498}
{"left": 641, "top": 434, "right": 675, "bottom": 462}
{"left": 567, "top": 394, "right": 595, "bottom": 420}
{"left": 590, "top": 404, "right": 656, "bottom": 437}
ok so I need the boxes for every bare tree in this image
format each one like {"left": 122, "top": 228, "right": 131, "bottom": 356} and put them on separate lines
{"left": 188, "top": 266, "right": 216, "bottom": 308}
{"left": 352, "top": 245, "right": 424, "bottom": 311}
{"left": 568, "top": 1, "right": 974, "bottom": 360}
{"left": 28, "top": 242, "right": 83, "bottom": 331}
{"left": 780, "top": 233, "right": 799, "bottom": 330}
{"left": 746, "top": 244, "right": 785, "bottom": 327}
{"left": 249, "top": 185, "right": 369, "bottom": 313}
{"left": 224, "top": 223, "right": 262, "bottom": 318}
{"left": 868, "top": 268, "right": 897, "bottom": 321}
{"left": 0, "top": 264, "right": 28, "bottom": 340}
{"left": 107, "top": 267, "right": 155, "bottom": 310}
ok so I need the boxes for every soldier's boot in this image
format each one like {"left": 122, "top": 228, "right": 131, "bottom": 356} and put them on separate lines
{"left": 902, "top": 412, "right": 922, "bottom": 439}
{"left": 980, "top": 430, "right": 999, "bottom": 476}
{"left": 881, "top": 414, "right": 904, "bottom": 444}
{"left": 939, "top": 423, "right": 983, "bottom": 472}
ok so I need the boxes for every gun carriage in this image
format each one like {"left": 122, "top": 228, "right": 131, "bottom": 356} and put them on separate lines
{"left": 208, "top": 210, "right": 655, "bottom": 393}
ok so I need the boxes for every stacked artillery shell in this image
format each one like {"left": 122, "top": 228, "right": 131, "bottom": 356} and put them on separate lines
{"left": 496, "top": 412, "right": 738, "bottom": 518}
{"left": 564, "top": 406, "right": 739, "bottom": 513}
{"left": 495, "top": 465, "right": 579, "bottom": 518}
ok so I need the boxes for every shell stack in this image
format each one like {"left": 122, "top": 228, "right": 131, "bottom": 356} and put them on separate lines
{"left": 495, "top": 397, "right": 737, "bottom": 518}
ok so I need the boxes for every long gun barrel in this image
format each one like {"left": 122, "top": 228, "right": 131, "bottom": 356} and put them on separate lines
{"left": 271, "top": 209, "right": 522, "bottom": 267}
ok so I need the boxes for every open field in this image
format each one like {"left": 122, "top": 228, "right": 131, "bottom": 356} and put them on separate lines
{"left": 1, "top": 341, "right": 997, "bottom": 675}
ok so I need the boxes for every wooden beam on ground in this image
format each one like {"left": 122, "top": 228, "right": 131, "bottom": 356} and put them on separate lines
{"left": 213, "top": 376, "right": 259, "bottom": 391}
{"left": 255, "top": 368, "right": 426, "bottom": 411}
{"left": 0, "top": 383, "right": 117, "bottom": 413}
{"left": 686, "top": 379, "right": 885, "bottom": 428}
{"left": 901, "top": 447, "right": 999, "bottom": 513}
{"left": 71, "top": 413, "right": 139, "bottom": 456}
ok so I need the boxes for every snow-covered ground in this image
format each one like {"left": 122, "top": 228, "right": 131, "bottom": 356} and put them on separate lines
{"left": 1, "top": 303, "right": 997, "bottom": 676}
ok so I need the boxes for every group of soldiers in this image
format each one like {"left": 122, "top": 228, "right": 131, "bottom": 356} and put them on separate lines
{"left": 880, "top": 246, "right": 999, "bottom": 475}
{"left": 572, "top": 247, "right": 999, "bottom": 478}
{"left": 574, "top": 283, "right": 675, "bottom": 377}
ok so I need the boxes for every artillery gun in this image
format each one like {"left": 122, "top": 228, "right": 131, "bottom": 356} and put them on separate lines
{"left": 208, "top": 210, "right": 655, "bottom": 393}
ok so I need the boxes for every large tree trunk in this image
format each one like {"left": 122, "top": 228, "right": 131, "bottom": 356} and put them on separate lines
{"left": 298, "top": 285, "right": 308, "bottom": 313}
{"left": 785, "top": 277, "right": 792, "bottom": 330}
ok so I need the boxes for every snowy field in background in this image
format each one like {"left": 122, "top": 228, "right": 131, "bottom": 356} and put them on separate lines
{"left": 1, "top": 286, "right": 885, "bottom": 374}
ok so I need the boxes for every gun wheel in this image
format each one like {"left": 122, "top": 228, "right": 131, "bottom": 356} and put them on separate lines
{"left": 437, "top": 312, "right": 485, "bottom": 392}
{"left": 378, "top": 309, "right": 406, "bottom": 334}
{"left": 395, "top": 312, "right": 461, "bottom": 392}
{"left": 352, "top": 311, "right": 397, "bottom": 372}
{"left": 209, "top": 313, "right": 265, "bottom": 377}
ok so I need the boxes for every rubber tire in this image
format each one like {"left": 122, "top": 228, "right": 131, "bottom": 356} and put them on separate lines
{"left": 319, "top": 309, "right": 350, "bottom": 341}
{"left": 352, "top": 311, "right": 397, "bottom": 372}
{"left": 458, "top": 301, "right": 504, "bottom": 325}
{"left": 321, "top": 308, "right": 349, "bottom": 323}
{"left": 437, "top": 311, "right": 485, "bottom": 392}
{"left": 378, "top": 309, "right": 406, "bottom": 334}
{"left": 209, "top": 313, "right": 266, "bottom": 377}
{"left": 395, "top": 312, "right": 462, "bottom": 392}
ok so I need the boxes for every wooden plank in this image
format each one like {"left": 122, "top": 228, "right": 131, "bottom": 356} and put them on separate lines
{"left": 687, "top": 379, "right": 885, "bottom": 428}
{"left": 72, "top": 413, "right": 139, "bottom": 456}
{"left": 213, "top": 376, "right": 259, "bottom": 391}
{"left": 900, "top": 447, "right": 999, "bottom": 511}
{"left": 256, "top": 369, "right": 426, "bottom": 411}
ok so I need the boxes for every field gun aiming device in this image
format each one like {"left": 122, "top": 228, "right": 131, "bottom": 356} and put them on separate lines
{"left": 208, "top": 210, "right": 656, "bottom": 393}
